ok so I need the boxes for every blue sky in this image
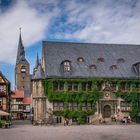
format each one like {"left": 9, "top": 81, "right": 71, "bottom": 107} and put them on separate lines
{"left": 0, "top": 0, "right": 140, "bottom": 89}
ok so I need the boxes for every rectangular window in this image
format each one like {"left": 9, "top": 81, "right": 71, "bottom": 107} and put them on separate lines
{"left": 53, "top": 102, "right": 64, "bottom": 111}
{"left": 53, "top": 102, "right": 59, "bottom": 111}
{"left": 68, "top": 82, "right": 78, "bottom": 91}
{"left": 82, "top": 83, "right": 86, "bottom": 91}
{"left": 73, "top": 102, "right": 78, "bottom": 111}
{"left": 121, "top": 101, "right": 130, "bottom": 111}
{"left": 73, "top": 82, "right": 78, "bottom": 91}
{"left": 82, "top": 102, "right": 86, "bottom": 111}
{"left": 12, "top": 105, "right": 18, "bottom": 110}
{"left": 59, "top": 82, "right": 64, "bottom": 90}
{"left": 68, "top": 82, "right": 73, "bottom": 91}
{"left": 82, "top": 82, "right": 92, "bottom": 91}
{"left": 87, "top": 82, "right": 92, "bottom": 91}
{"left": 64, "top": 61, "right": 71, "bottom": 72}
{"left": 53, "top": 82, "right": 64, "bottom": 91}
{"left": 53, "top": 82, "right": 58, "bottom": 91}
{"left": 59, "top": 102, "right": 64, "bottom": 111}
{"left": 68, "top": 102, "right": 73, "bottom": 110}
{"left": 18, "top": 105, "right": 23, "bottom": 110}
{"left": 87, "top": 102, "right": 92, "bottom": 110}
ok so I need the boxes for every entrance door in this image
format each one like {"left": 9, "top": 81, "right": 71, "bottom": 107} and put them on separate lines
{"left": 103, "top": 105, "right": 111, "bottom": 118}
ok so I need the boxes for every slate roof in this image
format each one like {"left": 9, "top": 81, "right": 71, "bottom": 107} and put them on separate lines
{"left": 16, "top": 32, "right": 29, "bottom": 65}
{"left": 42, "top": 41, "right": 140, "bottom": 79}
{"left": 33, "top": 64, "right": 45, "bottom": 79}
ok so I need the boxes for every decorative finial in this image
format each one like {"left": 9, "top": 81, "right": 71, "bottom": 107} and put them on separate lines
{"left": 19, "top": 27, "right": 21, "bottom": 34}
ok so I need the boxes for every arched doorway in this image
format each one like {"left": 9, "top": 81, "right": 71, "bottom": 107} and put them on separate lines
{"left": 103, "top": 105, "right": 111, "bottom": 118}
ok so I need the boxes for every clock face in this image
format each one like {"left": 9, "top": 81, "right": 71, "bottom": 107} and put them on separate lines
{"left": 104, "top": 92, "right": 110, "bottom": 99}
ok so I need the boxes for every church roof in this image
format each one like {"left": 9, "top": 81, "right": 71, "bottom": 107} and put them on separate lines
{"left": 33, "top": 63, "right": 45, "bottom": 79}
{"left": 16, "top": 31, "right": 29, "bottom": 65}
{"left": 42, "top": 41, "right": 140, "bottom": 79}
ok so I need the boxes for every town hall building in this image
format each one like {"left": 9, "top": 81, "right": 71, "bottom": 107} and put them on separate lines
{"left": 32, "top": 41, "right": 140, "bottom": 124}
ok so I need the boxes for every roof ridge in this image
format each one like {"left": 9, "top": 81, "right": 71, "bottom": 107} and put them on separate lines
{"left": 42, "top": 40, "right": 140, "bottom": 46}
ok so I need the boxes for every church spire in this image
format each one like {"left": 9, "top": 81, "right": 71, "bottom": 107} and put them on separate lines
{"left": 35, "top": 53, "right": 40, "bottom": 68}
{"left": 16, "top": 28, "right": 25, "bottom": 64}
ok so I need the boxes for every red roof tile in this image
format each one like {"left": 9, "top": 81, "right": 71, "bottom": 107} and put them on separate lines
{"left": 24, "top": 97, "right": 31, "bottom": 105}
{"left": 11, "top": 90, "right": 24, "bottom": 98}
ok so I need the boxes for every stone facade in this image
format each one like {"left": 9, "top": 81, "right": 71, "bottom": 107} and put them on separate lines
{"left": 15, "top": 32, "right": 30, "bottom": 97}
{"left": 32, "top": 80, "right": 54, "bottom": 123}
{"left": 31, "top": 41, "right": 140, "bottom": 124}
{"left": 15, "top": 63, "right": 30, "bottom": 92}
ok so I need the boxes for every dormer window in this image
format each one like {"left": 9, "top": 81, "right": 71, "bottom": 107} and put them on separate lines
{"left": 63, "top": 60, "right": 71, "bottom": 72}
{"left": 110, "top": 65, "right": 117, "bottom": 70}
{"left": 89, "top": 64, "right": 97, "bottom": 71}
{"left": 133, "top": 62, "right": 140, "bottom": 75}
{"left": 98, "top": 57, "right": 105, "bottom": 63}
{"left": 117, "top": 58, "right": 125, "bottom": 64}
{"left": 77, "top": 57, "right": 84, "bottom": 62}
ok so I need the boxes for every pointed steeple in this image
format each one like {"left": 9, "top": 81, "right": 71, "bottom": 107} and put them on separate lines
{"left": 16, "top": 28, "right": 25, "bottom": 64}
{"left": 35, "top": 53, "right": 40, "bottom": 68}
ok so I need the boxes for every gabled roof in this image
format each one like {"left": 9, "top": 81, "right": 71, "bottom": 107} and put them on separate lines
{"left": 42, "top": 41, "right": 140, "bottom": 79}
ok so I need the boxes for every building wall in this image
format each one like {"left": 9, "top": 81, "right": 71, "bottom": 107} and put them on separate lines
{"left": 0, "top": 75, "right": 10, "bottom": 112}
{"left": 31, "top": 78, "right": 140, "bottom": 124}
{"left": 15, "top": 63, "right": 30, "bottom": 92}
{"left": 32, "top": 80, "right": 47, "bottom": 122}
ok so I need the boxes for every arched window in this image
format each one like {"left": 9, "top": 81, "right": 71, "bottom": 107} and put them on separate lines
{"left": 89, "top": 64, "right": 97, "bottom": 71}
{"left": 77, "top": 57, "right": 84, "bottom": 63}
{"left": 21, "top": 66, "right": 26, "bottom": 79}
{"left": 21, "top": 66, "right": 26, "bottom": 73}
{"left": 62, "top": 60, "right": 71, "bottom": 72}
{"left": 110, "top": 65, "right": 117, "bottom": 70}
{"left": 117, "top": 58, "right": 125, "bottom": 64}
{"left": 98, "top": 57, "right": 105, "bottom": 63}
{"left": 133, "top": 62, "right": 140, "bottom": 75}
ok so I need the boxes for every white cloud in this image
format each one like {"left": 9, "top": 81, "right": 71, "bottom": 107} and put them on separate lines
{"left": 0, "top": 0, "right": 58, "bottom": 64}
{"left": 0, "top": 0, "right": 140, "bottom": 65}
{"left": 53, "top": 0, "right": 140, "bottom": 44}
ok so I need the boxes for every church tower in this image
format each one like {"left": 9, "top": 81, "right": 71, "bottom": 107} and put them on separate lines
{"left": 15, "top": 29, "right": 30, "bottom": 97}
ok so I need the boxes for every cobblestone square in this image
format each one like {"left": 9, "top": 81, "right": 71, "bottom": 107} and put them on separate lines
{"left": 0, "top": 123, "right": 140, "bottom": 140}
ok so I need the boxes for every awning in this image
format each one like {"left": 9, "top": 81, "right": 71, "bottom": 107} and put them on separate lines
{"left": 0, "top": 110, "right": 10, "bottom": 116}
